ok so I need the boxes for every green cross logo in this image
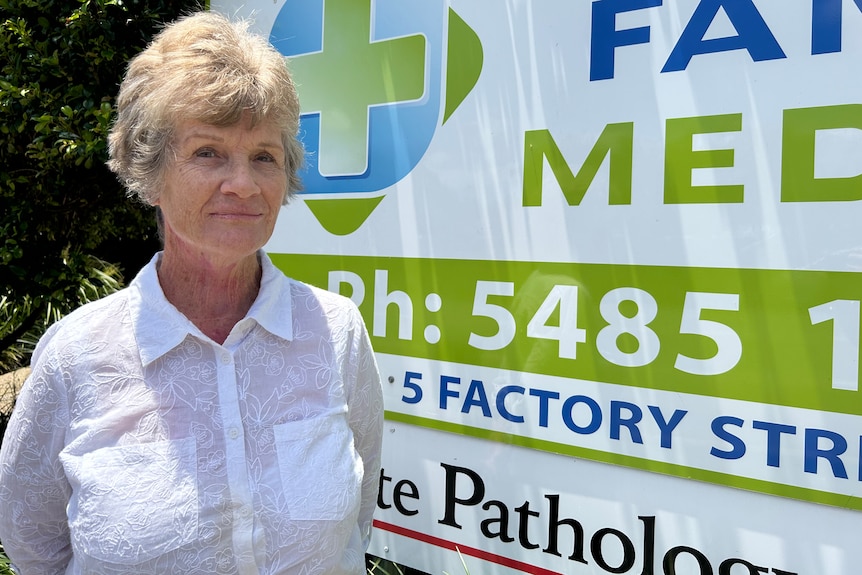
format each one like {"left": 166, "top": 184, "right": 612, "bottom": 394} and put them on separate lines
{"left": 288, "top": 0, "right": 426, "bottom": 177}
{"left": 271, "top": 0, "right": 483, "bottom": 234}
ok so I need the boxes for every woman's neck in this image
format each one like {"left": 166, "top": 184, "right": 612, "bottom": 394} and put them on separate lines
{"left": 157, "top": 250, "right": 262, "bottom": 344}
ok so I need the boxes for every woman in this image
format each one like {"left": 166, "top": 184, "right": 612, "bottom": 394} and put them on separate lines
{"left": 0, "top": 11, "right": 383, "bottom": 575}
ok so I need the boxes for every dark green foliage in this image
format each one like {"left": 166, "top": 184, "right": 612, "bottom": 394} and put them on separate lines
{"left": 367, "top": 556, "right": 432, "bottom": 575}
{"left": 0, "top": 0, "right": 200, "bottom": 371}
{"left": 0, "top": 545, "right": 11, "bottom": 575}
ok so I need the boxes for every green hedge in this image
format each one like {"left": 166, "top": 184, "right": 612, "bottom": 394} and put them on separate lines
{"left": 0, "top": 0, "right": 199, "bottom": 371}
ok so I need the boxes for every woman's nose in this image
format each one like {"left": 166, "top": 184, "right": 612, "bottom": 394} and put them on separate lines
{"left": 220, "top": 160, "right": 261, "bottom": 197}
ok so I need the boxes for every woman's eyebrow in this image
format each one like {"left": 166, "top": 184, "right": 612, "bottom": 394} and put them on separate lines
{"left": 182, "top": 132, "right": 283, "bottom": 151}
{"left": 181, "top": 130, "right": 225, "bottom": 144}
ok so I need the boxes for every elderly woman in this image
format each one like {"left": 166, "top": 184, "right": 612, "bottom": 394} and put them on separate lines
{"left": 0, "top": 11, "right": 383, "bottom": 575}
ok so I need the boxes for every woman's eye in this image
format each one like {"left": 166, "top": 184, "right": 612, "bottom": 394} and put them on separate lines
{"left": 256, "top": 153, "right": 276, "bottom": 163}
{"left": 195, "top": 148, "right": 216, "bottom": 158}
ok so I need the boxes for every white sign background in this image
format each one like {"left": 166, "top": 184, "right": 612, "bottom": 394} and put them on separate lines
{"left": 212, "top": 1, "right": 862, "bottom": 573}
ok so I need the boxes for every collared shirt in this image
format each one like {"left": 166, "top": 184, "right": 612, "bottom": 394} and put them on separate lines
{"left": 0, "top": 252, "right": 384, "bottom": 575}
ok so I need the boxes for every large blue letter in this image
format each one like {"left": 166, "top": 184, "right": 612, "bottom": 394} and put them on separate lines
{"left": 662, "top": 0, "right": 786, "bottom": 72}
{"left": 804, "top": 428, "right": 848, "bottom": 478}
{"left": 590, "top": 0, "right": 663, "bottom": 81}
{"left": 812, "top": 0, "right": 862, "bottom": 54}
{"left": 710, "top": 416, "right": 746, "bottom": 460}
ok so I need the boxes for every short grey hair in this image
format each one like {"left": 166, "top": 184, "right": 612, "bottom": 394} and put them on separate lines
{"left": 107, "top": 11, "right": 304, "bottom": 205}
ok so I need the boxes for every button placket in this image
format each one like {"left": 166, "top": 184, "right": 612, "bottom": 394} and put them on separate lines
{"left": 214, "top": 346, "right": 258, "bottom": 574}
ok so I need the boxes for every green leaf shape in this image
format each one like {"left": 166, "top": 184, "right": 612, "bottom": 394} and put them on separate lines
{"left": 443, "top": 8, "right": 483, "bottom": 125}
{"left": 303, "top": 195, "right": 385, "bottom": 236}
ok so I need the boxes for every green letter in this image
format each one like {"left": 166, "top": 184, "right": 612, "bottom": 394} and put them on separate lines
{"left": 781, "top": 104, "right": 862, "bottom": 202}
{"left": 664, "top": 114, "right": 743, "bottom": 204}
{"left": 523, "top": 124, "right": 633, "bottom": 207}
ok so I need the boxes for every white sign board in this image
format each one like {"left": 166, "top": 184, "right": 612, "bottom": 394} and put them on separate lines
{"left": 213, "top": 1, "right": 862, "bottom": 573}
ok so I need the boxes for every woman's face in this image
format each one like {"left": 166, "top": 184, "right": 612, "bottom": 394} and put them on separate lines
{"left": 156, "top": 116, "right": 288, "bottom": 264}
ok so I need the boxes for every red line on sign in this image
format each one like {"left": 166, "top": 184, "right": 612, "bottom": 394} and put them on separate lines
{"left": 373, "top": 519, "right": 562, "bottom": 575}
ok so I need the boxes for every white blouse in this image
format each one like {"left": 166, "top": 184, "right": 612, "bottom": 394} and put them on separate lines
{"left": 0, "top": 252, "right": 384, "bottom": 575}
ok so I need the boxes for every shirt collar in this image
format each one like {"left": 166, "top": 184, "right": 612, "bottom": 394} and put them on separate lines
{"left": 128, "top": 250, "right": 294, "bottom": 366}
{"left": 245, "top": 251, "right": 294, "bottom": 341}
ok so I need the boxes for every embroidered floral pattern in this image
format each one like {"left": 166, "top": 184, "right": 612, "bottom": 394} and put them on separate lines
{"left": 0, "top": 253, "right": 383, "bottom": 575}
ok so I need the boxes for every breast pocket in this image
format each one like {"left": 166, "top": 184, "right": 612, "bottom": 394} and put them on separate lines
{"left": 273, "top": 413, "right": 363, "bottom": 521}
{"left": 67, "top": 437, "right": 199, "bottom": 565}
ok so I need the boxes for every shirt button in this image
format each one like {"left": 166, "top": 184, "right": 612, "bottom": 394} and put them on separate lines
{"left": 229, "top": 428, "right": 239, "bottom": 439}
{"left": 240, "top": 506, "right": 253, "bottom": 519}
{"left": 220, "top": 352, "right": 231, "bottom": 364}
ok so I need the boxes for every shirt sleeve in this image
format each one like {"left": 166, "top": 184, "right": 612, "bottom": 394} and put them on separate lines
{"left": 0, "top": 336, "right": 73, "bottom": 575}
{"left": 345, "top": 303, "right": 384, "bottom": 550}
